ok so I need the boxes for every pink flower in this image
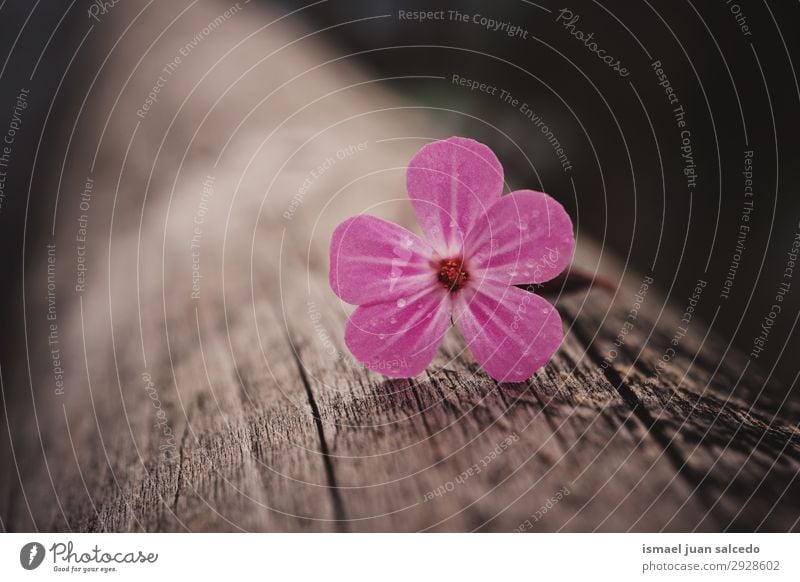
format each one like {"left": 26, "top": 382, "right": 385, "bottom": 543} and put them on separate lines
{"left": 329, "top": 137, "right": 575, "bottom": 382}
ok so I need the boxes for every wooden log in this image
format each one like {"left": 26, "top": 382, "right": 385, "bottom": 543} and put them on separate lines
{"left": 1, "top": 0, "right": 797, "bottom": 532}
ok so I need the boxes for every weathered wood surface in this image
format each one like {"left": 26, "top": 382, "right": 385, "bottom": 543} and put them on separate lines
{"left": 1, "top": 0, "right": 799, "bottom": 532}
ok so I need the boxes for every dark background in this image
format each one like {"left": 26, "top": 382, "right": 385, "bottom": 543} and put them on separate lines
{"left": 1, "top": 0, "right": 798, "bottom": 397}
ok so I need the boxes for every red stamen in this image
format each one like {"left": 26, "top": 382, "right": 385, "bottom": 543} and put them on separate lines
{"left": 437, "top": 258, "right": 469, "bottom": 292}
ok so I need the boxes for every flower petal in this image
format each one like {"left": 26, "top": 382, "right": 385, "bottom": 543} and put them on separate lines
{"left": 406, "top": 137, "right": 504, "bottom": 256}
{"left": 345, "top": 289, "right": 452, "bottom": 377}
{"left": 330, "top": 215, "right": 437, "bottom": 305}
{"left": 454, "top": 281, "right": 563, "bottom": 382}
{"left": 464, "top": 190, "right": 574, "bottom": 285}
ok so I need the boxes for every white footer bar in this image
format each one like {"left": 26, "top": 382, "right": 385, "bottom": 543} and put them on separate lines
{"left": 1, "top": 533, "right": 796, "bottom": 581}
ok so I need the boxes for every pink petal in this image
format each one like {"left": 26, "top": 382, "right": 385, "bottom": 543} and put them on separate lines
{"left": 345, "top": 289, "right": 452, "bottom": 377}
{"left": 464, "top": 190, "right": 574, "bottom": 285}
{"left": 330, "top": 215, "right": 437, "bottom": 305}
{"left": 406, "top": 137, "right": 504, "bottom": 256}
{"left": 454, "top": 281, "right": 563, "bottom": 382}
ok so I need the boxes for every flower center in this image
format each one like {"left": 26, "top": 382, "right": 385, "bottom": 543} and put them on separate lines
{"left": 437, "top": 258, "right": 469, "bottom": 292}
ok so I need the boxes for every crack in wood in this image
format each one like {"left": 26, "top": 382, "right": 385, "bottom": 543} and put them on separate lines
{"left": 287, "top": 337, "right": 348, "bottom": 530}
{"left": 169, "top": 411, "right": 192, "bottom": 531}
{"left": 562, "top": 308, "right": 724, "bottom": 526}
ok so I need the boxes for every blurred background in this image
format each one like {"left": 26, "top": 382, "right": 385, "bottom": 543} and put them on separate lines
{"left": 1, "top": 0, "right": 797, "bottom": 394}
